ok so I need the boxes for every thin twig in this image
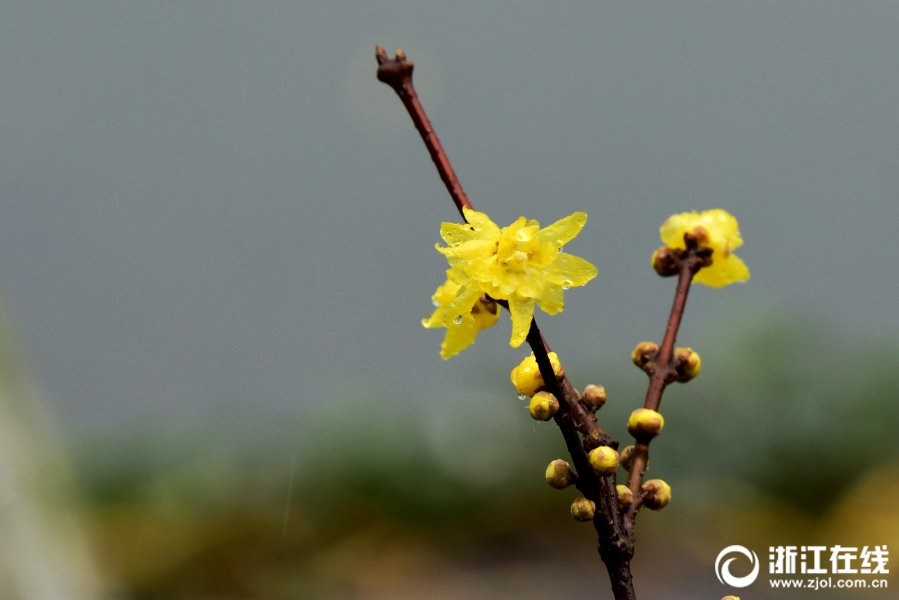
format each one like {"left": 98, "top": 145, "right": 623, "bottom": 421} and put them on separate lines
{"left": 625, "top": 253, "right": 700, "bottom": 520}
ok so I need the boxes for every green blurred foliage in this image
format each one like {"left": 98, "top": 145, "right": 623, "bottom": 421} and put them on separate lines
{"left": 69, "top": 311, "right": 899, "bottom": 598}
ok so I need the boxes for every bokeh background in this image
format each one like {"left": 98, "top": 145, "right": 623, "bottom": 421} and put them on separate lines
{"left": 0, "top": 1, "right": 897, "bottom": 599}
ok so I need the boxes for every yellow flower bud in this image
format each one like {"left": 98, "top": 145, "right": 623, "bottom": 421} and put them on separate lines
{"left": 616, "top": 485, "right": 634, "bottom": 509}
{"left": 619, "top": 445, "right": 636, "bottom": 471}
{"left": 627, "top": 409, "right": 664, "bottom": 438}
{"left": 642, "top": 479, "right": 671, "bottom": 510}
{"left": 545, "top": 459, "right": 574, "bottom": 489}
{"left": 721, "top": 597, "right": 741, "bottom": 600}
{"left": 581, "top": 384, "right": 607, "bottom": 411}
{"left": 570, "top": 497, "right": 596, "bottom": 522}
{"left": 587, "top": 446, "right": 619, "bottom": 476}
{"left": 651, "top": 245, "right": 679, "bottom": 277}
{"left": 631, "top": 341, "right": 658, "bottom": 370}
{"left": 673, "top": 347, "right": 701, "bottom": 382}
{"left": 529, "top": 391, "right": 560, "bottom": 421}
{"left": 510, "top": 351, "right": 563, "bottom": 397}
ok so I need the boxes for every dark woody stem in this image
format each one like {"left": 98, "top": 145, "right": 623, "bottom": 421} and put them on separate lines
{"left": 375, "top": 46, "right": 472, "bottom": 219}
{"left": 376, "top": 46, "right": 635, "bottom": 600}
{"left": 625, "top": 256, "right": 700, "bottom": 512}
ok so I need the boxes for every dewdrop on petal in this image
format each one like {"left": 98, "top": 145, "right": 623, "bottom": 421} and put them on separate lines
{"left": 627, "top": 409, "right": 664, "bottom": 438}
{"left": 545, "top": 459, "right": 574, "bottom": 489}
{"left": 616, "top": 485, "right": 634, "bottom": 509}
{"left": 673, "top": 347, "right": 701, "bottom": 382}
{"left": 642, "top": 479, "right": 671, "bottom": 510}
{"left": 588, "top": 446, "right": 619, "bottom": 476}
{"left": 529, "top": 391, "right": 559, "bottom": 421}
{"left": 570, "top": 497, "right": 596, "bottom": 522}
{"left": 510, "top": 351, "right": 563, "bottom": 397}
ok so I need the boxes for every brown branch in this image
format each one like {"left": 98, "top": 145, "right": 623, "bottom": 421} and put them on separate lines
{"left": 376, "top": 46, "right": 635, "bottom": 600}
{"left": 626, "top": 252, "right": 701, "bottom": 515}
{"left": 376, "top": 46, "right": 472, "bottom": 220}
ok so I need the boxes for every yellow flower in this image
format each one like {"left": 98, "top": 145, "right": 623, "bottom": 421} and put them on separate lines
{"left": 434, "top": 207, "right": 597, "bottom": 349}
{"left": 422, "top": 268, "right": 499, "bottom": 359}
{"left": 659, "top": 209, "right": 750, "bottom": 287}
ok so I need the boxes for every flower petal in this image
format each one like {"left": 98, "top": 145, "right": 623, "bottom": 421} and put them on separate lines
{"left": 536, "top": 283, "right": 564, "bottom": 315}
{"left": 462, "top": 207, "right": 501, "bottom": 238}
{"left": 546, "top": 253, "right": 598, "bottom": 287}
{"left": 443, "top": 284, "right": 482, "bottom": 327}
{"left": 508, "top": 296, "right": 535, "bottom": 348}
{"left": 536, "top": 212, "right": 587, "bottom": 249}
{"left": 439, "top": 315, "right": 480, "bottom": 359}
{"left": 694, "top": 254, "right": 750, "bottom": 287}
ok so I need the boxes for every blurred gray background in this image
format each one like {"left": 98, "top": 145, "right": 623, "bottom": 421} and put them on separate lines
{"left": 0, "top": 1, "right": 896, "bottom": 428}
{"left": 0, "top": 2, "right": 897, "bottom": 599}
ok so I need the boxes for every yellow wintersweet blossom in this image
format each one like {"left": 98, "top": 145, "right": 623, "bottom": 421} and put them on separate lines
{"left": 422, "top": 267, "right": 499, "bottom": 359}
{"left": 431, "top": 207, "right": 597, "bottom": 351}
{"left": 659, "top": 209, "right": 750, "bottom": 287}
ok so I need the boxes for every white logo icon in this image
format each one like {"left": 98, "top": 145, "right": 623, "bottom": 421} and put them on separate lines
{"left": 715, "top": 545, "right": 760, "bottom": 588}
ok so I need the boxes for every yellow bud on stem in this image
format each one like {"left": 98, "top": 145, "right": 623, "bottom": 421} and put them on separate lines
{"left": 616, "top": 485, "right": 634, "bottom": 509}
{"left": 510, "top": 352, "right": 564, "bottom": 397}
{"left": 581, "top": 384, "right": 607, "bottom": 411}
{"left": 627, "top": 409, "right": 664, "bottom": 439}
{"left": 642, "top": 479, "right": 671, "bottom": 510}
{"left": 673, "top": 347, "right": 701, "bottom": 382}
{"left": 619, "top": 445, "right": 636, "bottom": 471}
{"left": 545, "top": 459, "right": 574, "bottom": 489}
{"left": 529, "top": 391, "right": 559, "bottom": 421}
{"left": 588, "top": 446, "right": 619, "bottom": 476}
{"left": 570, "top": 497, "right": 596, "bottom": 522}
{"left": 651, "top": 245, "right": 679, "bottom": 277}
{"left": 631, "top": 342, "right": 659, "bottom": 371}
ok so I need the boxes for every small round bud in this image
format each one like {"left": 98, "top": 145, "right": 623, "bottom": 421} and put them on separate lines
{"left": 581, "top": 384, "right": 607, "bottom": 411}
{"left": 616, "top": 485, "right": 634, "bottom": 509}
{"left": 720, "top": 597, "right": 741, "bottom": 600}
{"left": 545, "top": 459, "right": 574, "bottom": 489}
{"left": 510, "top": 352, "right": 564, "bottom": 397}
{"left": 619, "top": 445, "right": 635, "bottom": 471}
{"left": 587, "top": 446, "right": 619, "bottom": 476}
{"left": 673, "top": 347, "right": 701, "bottom": 382}
{"left": 570, "top": 497, "right": 596, "bottom": 522}
{"left": 627, "top": 409, "right": 664, "bottom": 438}
{"left": 651, "top": 246, "right": 679, "bottom": 277}
{"left": 529, "top": 391, "right": 559, "bottom": 421}
{"left": 642, "top": 479, "right": 671, "bottom": 510}
{"left": 631, "top": 342, "right": 659, "bottom": 370}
